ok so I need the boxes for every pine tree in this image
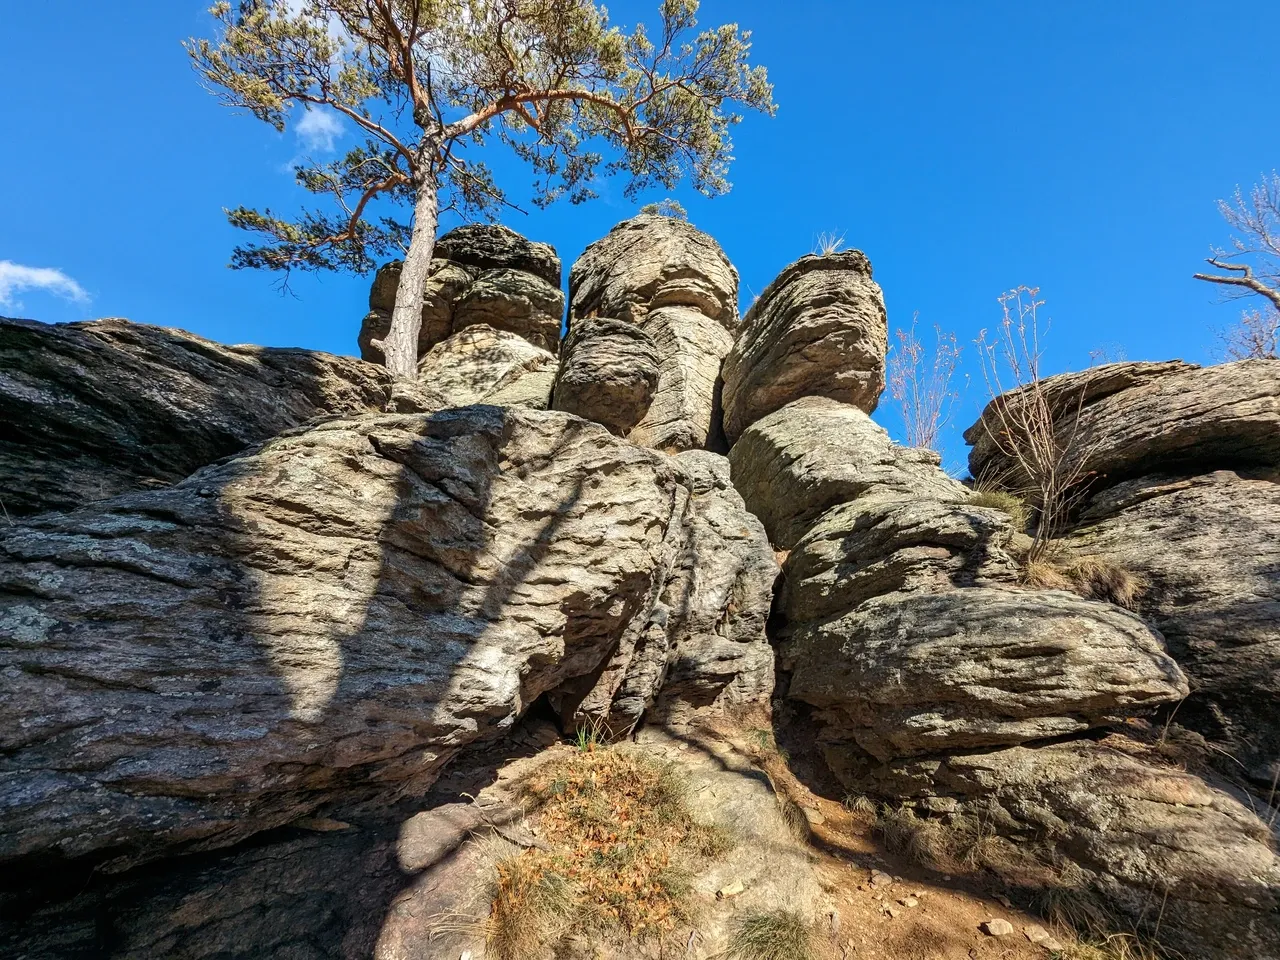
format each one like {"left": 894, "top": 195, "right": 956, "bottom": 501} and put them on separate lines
{"left": 188, "top": 0, "right": 775, "bottom": 378}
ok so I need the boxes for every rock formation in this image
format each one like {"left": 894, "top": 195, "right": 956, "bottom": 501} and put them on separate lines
{"left": 1062, "top": 470, "right": 1280, "bottom": 784}
{"left": 862, "top": 739, "right": 1280, "bottom": 960}
{"left": 565, "top": 214, "right": 739, "bottom": 450}
{"left": 551, "top": 316, "right": 660, "bottom": 434}
{"left": 5, "top": 218, "right": 1279, "bottom": 960}
{"left": 966, "top": 359, "right": 1280, "bottom": 788}
{"left": 414, "top": 323, "right": 557, "bottom": 410}
{"left": 965, "top": 359, "right": 1280, "bottom": 489}
{"left": 0, "top": 316, "right": 397, "bottom": 517}
{"left": 729, "top": 397, "right": 964, "bottom": 549}
{"left": 721, "top": 251, "right": 888, "bottom": 444}
{"left": 735, "top": 385, "right": 1272, "bottom": 957}
{"left": 0, "top": 406, "right": 775, "bottom": 874}
{"left": 359, "top": 224, "right": 564, "bottom": 360}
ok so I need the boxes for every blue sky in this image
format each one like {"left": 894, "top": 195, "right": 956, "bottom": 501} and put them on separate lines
{"left": 3, "top": 1, "right": 1277, "bottom": 467}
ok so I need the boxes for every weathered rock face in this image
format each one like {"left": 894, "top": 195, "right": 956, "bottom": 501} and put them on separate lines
{"left": 551, "top": 316, "right": 661, "bottom": 435}
{"left": 628, "top": 306, "right": 735, "bottom": 453}
{"left": 788, "top": 587, "right": 1187, "bottom": 760}
{"left": 0, "top": 406, "right": 774, "bottom": 873}
{"left": 566, "top": 215, "right": 740, "bottom": 451}
{"left": 648, "top": 452, "right": 778, "bottom": 721}
{"left": 857, "top": 740, "right": 1280, "bottom": 960}
{"left": 1065, "top": 470, "right": 1280, "bottom": 784}
{"left": 965, "top": 359, "right": 1280, "bottom": 489}
{"left": 0, "top": 317, "right": 397, "bottom": 517}
{"left": 360, "top": 224, "right": 564, "bottom": 360}
{"left": 414, "top": 323, "right": 556, "bottom": 410}
{"left": 780, "top": 496, "right": 1021, "bottom": 625}
{"left": 729, "top": 397, "right": 966, "bottom": 549}
{"left": 721, "top": 252, "right": 888, "bottom": 444}
{"left": 568, "top": 213, "right": 738, "bottom": 328}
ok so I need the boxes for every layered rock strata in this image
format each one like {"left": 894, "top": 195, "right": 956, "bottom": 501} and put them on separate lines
{"left": 0, "top": 406, "right": 775, "bottom": 874}
{"left": 551, "top": 316, "right": 660, "bottom": 434}
{"left": 966, "top": 359, "right": 1280, "bottom": 787}
{"left": 565, "top": 214, "right": 739, "bottom": 450}
{"left": 0, "top": 316, "right": 396, "bottom": 517}
{"left": 359, "top": 224, "right": 564, "bottom": 360}
{"left": 721, "top": 251, "right": 888, "bottom": 443}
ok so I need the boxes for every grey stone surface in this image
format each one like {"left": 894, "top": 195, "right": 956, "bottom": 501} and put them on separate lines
{"left": 1066, "top": 469, "right": 1280, "bottom": 785}
{"left": 414, "top": 324, "right": 556, "bottom": 410}
{"left": 0, "top": 316, "right": 397, "bottom": 517}
{"left": 629, "top": 306, "right": 734, "bottom": 453}
{"left": 551, "top": 316, "right": 660, "bottom": 435}
{"left": 568, "top": 213, "right": 738, "bottom": 329}
{"left": 729, "top": 397, "right": 966, "bottom": 549}
{"left": 0, "top": 406, "right": 773, "bottom": 872}
{"left": 361, "top": 224, "right": 564, "bottom": 361}
{"left": 722, "top": 252, "right": 888, "bottom": 443}
{"left": 965, "top": 359, "right": 1280, "bottom": 490}
{"left": 787, "top": 587, "right": 1187, "bottom": 760}
{"left": 781, "top": 495, "right": 1022, "bottom": 626}
{"left": 858, "top": 740, "right": 1280, "bottom": 960}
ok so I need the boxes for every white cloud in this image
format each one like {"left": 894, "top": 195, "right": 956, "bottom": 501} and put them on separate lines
{"left": 295, "top": 107, "right": 344, "bottom": 152}
{"left": 0, "top": 261, "right": 89, "bottom": 311}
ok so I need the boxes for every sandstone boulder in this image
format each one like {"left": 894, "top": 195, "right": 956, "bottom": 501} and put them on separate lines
{"left": 414, "top": 324, "right": 556, "bottom": 410}
{"left": 551, "top": 316, "right": 661, "bottom": 435}
{"left": 781, "top": 495, "right": 1021, "bottom": 626}
{"left": 857, "top": 740, "right": 1280, "bottom": 960}
{"left": 786, "top": 587, "right": 1187, "bottom": 760}
{"left": 360, "top": 224, "right": 564, "bottom": 361}
{"left": 0, "top": 316, "right": 396, "bottom": 517}
{"left": 721, "top": 252, "right": 888, "bottom": 444}
{"left": 568, "top": 213, "right": 738, "bottom": 328}
{"left": 729, "top": 397, "right": 966, "bottom": 548}
{"left": 628, "top": 305, "right": 735, "bottom": 453}
{"left": 0, "top": 406, "right": 773, "bottom": 872}
{"left": 965, "top": 359, "right": 1280, "bottom": 490}
{"left": 1065, "top": 470, "right": 1280, "bottom": 785}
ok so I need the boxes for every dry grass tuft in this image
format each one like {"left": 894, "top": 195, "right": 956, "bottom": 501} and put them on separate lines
{"left": 813, "top": 231, "right": 846, "bottom": 256}
{"left": 486, "top": 854, "right": 576, "bottom": 959}
{"left": 970, "top": 488, "right": 1031, "bottom": 531}
{"left": 1022, "top": 554, "right": 1148, "bottom": 610}
{"left": 873, "top": 805, "right": 1039, "bottom": 879}
{"left": 484, "top": 746, "right": 731, "bottom": 958}
{"left": 727, "top": 909, "right": 821, "bottom": 960}
{"left": 842, "top": 793, "right": 877, "bottom": 816}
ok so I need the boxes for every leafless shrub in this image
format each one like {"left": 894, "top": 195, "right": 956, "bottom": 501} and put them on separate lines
{"left": 887, "top": 313, "right": 964, "bottom": 452}
{"left": 975, "top": 287, "right": 1101, "bottom": 561}
{"left": 1219, "top": 306, "right": 1279, "bottom": 360}
{"left": 1195, "top": 172, "right": 1280, "bottom": 359}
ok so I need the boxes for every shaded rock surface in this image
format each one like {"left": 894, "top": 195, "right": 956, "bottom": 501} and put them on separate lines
{"left": 780, "top": 496, "right": 1021, "bottom": 625}
{"left": 547, "top": 450, "right": 777, "bottom": 734}
{"left": 787, "top": 587, "right": 1187, "bottom": 760}
{"left": 551, "top": 316, "right": 660, "bottom": 435}
{"left": 568, "top": 213, "right": 738, "bottom": 329}
{"left": 0, "top": 316, "right": 396, "bottom": 517}
{"left": 965, "top": 359, "right": 1280, "bottom": 490}
{"left": 0, "top": 406, "right": 774, "bottom": 874}
{"left": 1065, "top": 469, "right": 1280, "bottom": 784}
{"left": 414, "top": 324, "right": 556, "bottom": 410}
{"left": 628, "top": 305, "right": 734, "bottom": 453}
{"left": 721, "top": 252, "right": 888, "bottom": 444}
{"left": 854, "top": 739, "right": 1280, "bottom": 960}
{"left": 360, "top": 224, "right": 564, "bottom": 360}
{"left": 566, "top": 215, "right": 739, "bottom": 451}
{"left": 729, "top": 397, "right": 965, "bottom": 549}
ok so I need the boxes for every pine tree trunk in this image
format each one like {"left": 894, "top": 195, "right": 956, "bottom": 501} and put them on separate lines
{"left": 382, "top": 171, "right": 441, "bottom": 381}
